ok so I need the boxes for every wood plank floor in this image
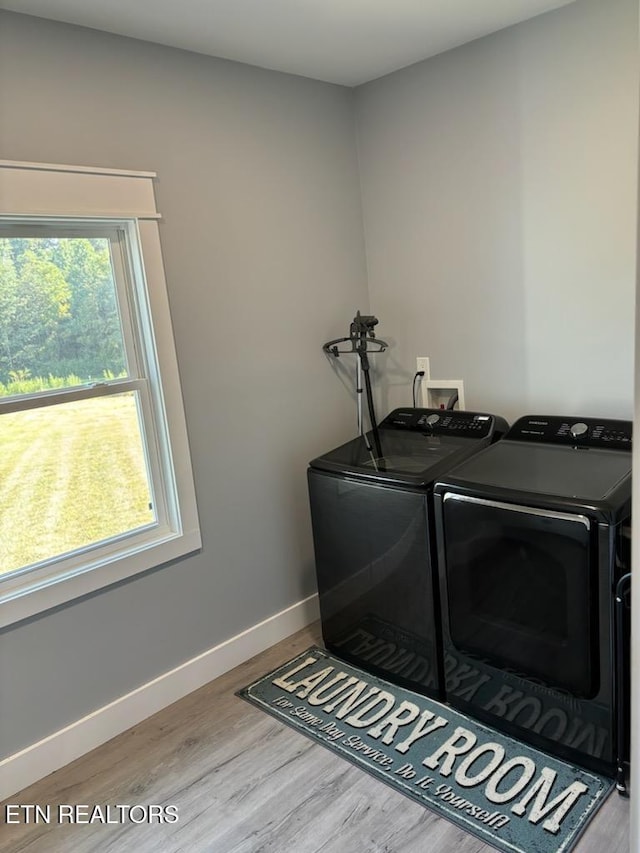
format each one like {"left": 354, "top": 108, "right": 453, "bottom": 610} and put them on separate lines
{"left": 1, "top": 622, "right": 630, "bottom": 853}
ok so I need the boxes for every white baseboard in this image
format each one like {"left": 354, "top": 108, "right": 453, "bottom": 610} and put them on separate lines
{"left": 0, "top": 593, "right": 319, "bottom": 802}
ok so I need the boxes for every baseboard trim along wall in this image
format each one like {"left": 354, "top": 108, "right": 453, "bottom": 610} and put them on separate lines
{"left": 0, "top": 593, "right": 320, "bottom": 801}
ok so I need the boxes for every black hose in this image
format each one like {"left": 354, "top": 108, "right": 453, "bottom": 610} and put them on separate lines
{"left": 363, "top": 364, "right": 383, "bottom": 458}
{"left": 615, "top": 572, "right": 631, "bottom": 794}
{"left": 412, "top": 372, "right": 424, "bottom": 408}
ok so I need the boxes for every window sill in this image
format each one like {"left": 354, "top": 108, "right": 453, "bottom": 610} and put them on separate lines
{"left": 0, "top": 527, "right": 202, "bottom": 628}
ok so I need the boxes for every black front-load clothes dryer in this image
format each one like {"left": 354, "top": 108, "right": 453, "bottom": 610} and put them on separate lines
{"left": 433, "top": 414, "right": 632, "bottom": 785}
{"left": 307, "top": 407, "right": 508, "bottom": 700}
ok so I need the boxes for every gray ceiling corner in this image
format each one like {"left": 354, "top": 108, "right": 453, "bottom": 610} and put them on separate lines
{"left": 0, "top": 0, "right": 577, "bottom": 86}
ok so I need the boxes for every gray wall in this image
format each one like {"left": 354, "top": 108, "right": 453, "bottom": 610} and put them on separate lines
{"left": 1, "top": 0, "right": 638, "bottom": 762}
{"left": 356, "top": 0, "right": 638, "bottom": 422}
{"left": 0, "top": 12, "right": 369, "bottom": 758}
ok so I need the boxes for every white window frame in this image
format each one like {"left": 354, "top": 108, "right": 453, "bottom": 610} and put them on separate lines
{"left": 0, "top": 161, "right": 201, "bottom": 628}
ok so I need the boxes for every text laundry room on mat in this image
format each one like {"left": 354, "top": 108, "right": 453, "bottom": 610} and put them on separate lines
{"left": 239, "top": 645, "right": 616, "bottom": 853}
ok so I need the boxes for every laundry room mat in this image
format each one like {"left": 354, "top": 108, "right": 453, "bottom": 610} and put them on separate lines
{"left": 238, "top": 646, "right": 614, "bottom": 853}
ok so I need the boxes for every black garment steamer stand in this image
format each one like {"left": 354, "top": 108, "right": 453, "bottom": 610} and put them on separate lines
{"left": 323, "top": 311, "right": 388, "bottom": 462}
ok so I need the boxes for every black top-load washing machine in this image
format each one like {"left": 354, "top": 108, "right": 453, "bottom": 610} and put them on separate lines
{"left": 307, "top": 407, "right": 508, "bottom": 700}
{"left": 433, "top": 414, "right": 632, "bottom": 786}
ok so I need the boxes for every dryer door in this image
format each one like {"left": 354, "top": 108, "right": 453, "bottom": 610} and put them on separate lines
{"left": 441, "top": 493, "right": 597, "bottom": 698}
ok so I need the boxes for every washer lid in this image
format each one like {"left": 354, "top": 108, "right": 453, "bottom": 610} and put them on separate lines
{"left": 309, "top": 429, "right": 490, "bottom": 487}
{"left": 441, "top": 440, "right": 631, "bottom": 502}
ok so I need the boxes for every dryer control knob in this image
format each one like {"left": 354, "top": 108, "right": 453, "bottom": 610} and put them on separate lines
{"left": 570, "top": 422, "right": 589, "bottom": 438}
{"left": 425, "top": 414, "right": 440, "bottom": 426}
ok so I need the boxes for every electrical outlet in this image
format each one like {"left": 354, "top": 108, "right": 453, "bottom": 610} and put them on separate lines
{"left": 414, "top": 358, "right": 431, "bottom": 407}
{"left": 416, "top": 357, "right": 431, "bottom": 379}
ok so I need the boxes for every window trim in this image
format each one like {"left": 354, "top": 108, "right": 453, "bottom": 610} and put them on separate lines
{"left": 0, "top": 162, "right": 201, "bottom": 628}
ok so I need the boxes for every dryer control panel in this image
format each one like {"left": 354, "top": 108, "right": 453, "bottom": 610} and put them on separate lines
{"left": 381, "top": 408, "right": 507, "bottom": 439}
{"left": 507, "top": 415, "right": 632, "bottom": 450}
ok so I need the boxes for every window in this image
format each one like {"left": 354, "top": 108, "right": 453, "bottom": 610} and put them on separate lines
{"left": 0, "top": 162, "right": 201, "bottom": 627}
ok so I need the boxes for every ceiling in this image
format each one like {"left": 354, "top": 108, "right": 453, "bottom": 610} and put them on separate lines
{"left": 0, "top": 0, "right": 576, "bottom": 86}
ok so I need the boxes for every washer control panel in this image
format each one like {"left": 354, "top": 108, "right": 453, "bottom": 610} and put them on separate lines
{"left": 507, "top": 415, "right": 632, "bottom": 450}
{"left": 381, "top": 408, "right": 504, "bottom": 439}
